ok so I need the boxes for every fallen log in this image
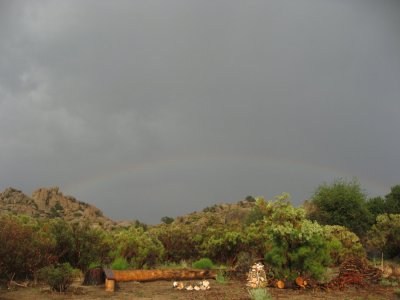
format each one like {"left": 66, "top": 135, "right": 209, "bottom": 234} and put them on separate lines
{"left": 111, "top": 269, "right": 218, "bottom": 282}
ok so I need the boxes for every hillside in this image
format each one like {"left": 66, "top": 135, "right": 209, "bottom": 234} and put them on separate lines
{"left": 0, "top": 186, "right": 258, "bottom": 229}
{"left": 0, "top": 186, "right": 115, "bottom": 228}
{"left": 166, "top": 197, "right": 257, "bottom": 231}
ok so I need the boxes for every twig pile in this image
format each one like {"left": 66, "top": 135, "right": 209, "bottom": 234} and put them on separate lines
{"left": 324, "top": 257, "right": 382, "bottom": 289}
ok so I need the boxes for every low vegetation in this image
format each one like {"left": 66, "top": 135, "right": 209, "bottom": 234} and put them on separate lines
{"left": 0, "top": 179, "right": 399, "bottom": 295}
{"left": 37, "top": 263, "right": 78, "bottom": 292}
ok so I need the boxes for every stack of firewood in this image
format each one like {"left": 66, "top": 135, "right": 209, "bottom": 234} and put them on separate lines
{"left": 325, "top": 257, "right": 382, "bottom": 289}
{"left": 246, "top": 263, "right": 268, "bottom": 288}
{"left": 173, "top": 280, "right": 210, "bottom": 291}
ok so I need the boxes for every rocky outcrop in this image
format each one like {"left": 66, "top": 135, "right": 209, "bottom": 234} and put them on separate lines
{"left": 0, "top": 186, "right": 115, "bottom": 228}
{"left": 0, "top": 187, "right": 41, "bottom": 216}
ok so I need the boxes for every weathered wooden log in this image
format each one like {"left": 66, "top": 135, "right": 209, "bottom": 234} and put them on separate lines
{"left": 112, "top": 269, "right": 218, "bottom": 282}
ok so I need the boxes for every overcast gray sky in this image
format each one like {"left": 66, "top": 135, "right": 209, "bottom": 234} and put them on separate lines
{"left": 1, "top": 0, "right": 399, "bottom": 223}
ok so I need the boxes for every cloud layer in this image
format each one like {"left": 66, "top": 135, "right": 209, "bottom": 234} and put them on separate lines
{"left": 1, "top": 0, "right": 399, "bottom": 223}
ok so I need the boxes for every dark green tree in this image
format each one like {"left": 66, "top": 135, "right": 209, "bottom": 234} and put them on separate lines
{"left": 161, "top": 216, "right": 174, "bottom": 224}
{"left": 385, "top": 185, "right": 400, "bottom": 214}
{"left": 366, "top": 196, "right": 387, "bottom": 221}
{"left": 366, "top": 185, "right": 400, "bottom": 221}
{"left": 308, "top": 179, "right": 372, "bottom": 237}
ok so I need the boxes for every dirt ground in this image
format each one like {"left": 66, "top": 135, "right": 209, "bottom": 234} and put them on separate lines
{"left": 0, "top": 279, "right": 398, "bottom": 300}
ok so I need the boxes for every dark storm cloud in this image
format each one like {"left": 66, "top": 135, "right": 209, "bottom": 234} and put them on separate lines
{"left": 1, "top": 0, "right": 399, "bottom": 223}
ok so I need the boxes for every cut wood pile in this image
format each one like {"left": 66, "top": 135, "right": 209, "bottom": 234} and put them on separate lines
{"left": 173, "top": 280, "right": 210, "bottom": 291}
{"left": 246, "top": 263, "right": 268, "bottom": 288}
{"left": 324, "top": 257, "right": 382, "bottom": 289}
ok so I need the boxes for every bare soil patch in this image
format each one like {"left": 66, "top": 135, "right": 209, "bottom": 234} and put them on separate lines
{"left": 0, "top": 279, "right": 398, "bottom": 300}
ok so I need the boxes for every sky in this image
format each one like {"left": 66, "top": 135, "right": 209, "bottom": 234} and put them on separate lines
{"left": 0, "top": 0, "right": 399, "bottom": 223}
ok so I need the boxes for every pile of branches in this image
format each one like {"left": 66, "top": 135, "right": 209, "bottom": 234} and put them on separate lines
{"left": 324, "top": 257, "right": 382, "bottom": 289}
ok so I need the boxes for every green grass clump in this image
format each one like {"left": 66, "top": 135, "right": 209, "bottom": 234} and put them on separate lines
{"left": 248, "top": 288, "right": 273, "bottom": 300}
{"left": 192, "top": 258, "right": 214, "bottom": 270}
{"left": 111, "top": 257, "right": 130, "bottom": 270}
{"left": 216, "top": 270, "right": 228, "bottom": 284}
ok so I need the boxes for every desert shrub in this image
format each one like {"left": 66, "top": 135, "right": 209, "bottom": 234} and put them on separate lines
{"left": 152, "top": 224, "right": 199, "bottom": 262}
{"left": 261, "top": 194, "right": 333, "bottom": 281}
{"left": 112, "top": 226, "right": 164, "bottom": 269}
{"left": 367, "top": 214, "right": 400, "bottom": 259}
{"left": 111, "top": 257, "right": 130, "bottom": 270}
{"left": 38, "top": 263, "right": 78, "bottom": 292}
{"left": 245, "top": 205, "right": 265, "bottom": 225}
{"left": 192, "top": 258, "right": 214, "bottom": 269}
{"left": 323, "top": 225, "right": 365, "bottom": 264}
{"left": 234, "top": 252, "right": 257, "bottom": 275}
{"left": 0, "top": 215, "right": 57, "bottom": 280}
{"left": 200, "top": 227, "right": 245, "bottom": 263}
{"left": 46, "top": 220, "right": 112, "bottom": 272}
{"left": 248, "top": 288, "right": 273, "bottom": 300}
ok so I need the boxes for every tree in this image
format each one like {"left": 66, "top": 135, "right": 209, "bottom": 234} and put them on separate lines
{"left": 0, "top": 215, "right": 56, "bottom": 279}
{"left": 384, "top": 185, "right": 400, "bottom": 214}
{"left": 47, "top": 219, "right": 112, "bottom": 272}
{"left": 112, "top": 226, "right": 164, "bottom": 269}
{"left": 366, "top": 185, "right": 400, "bottom": 221}
{"left": 152, "top": 224, "right": 199, "bottom": 262}
{"left": 367, "top": 214, "right": 400, "bottom": 259}
{"left": 161, "top": 216, "right": 174, "bottom": 225}
{"left": 308, "top": 179, "right": 372, "bottom": 237}
{"left": 366, "top": 197, "right": 387, "bottom": 221}
{"left": 262, "top": 194, "right": 333, "bottom": 281}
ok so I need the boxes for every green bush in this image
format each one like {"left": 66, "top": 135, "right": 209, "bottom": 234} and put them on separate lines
{"left": 323, "top": 225, "right": 366, "bottom": 264}
{"left": 112, "top": 227, "right": 164, "bottom": 269}
{"left": 261, "top": 194, "right": 332, "bottom": 281}
{"left": 38, "top": 263, "right": 78, "bottom": 292}
{"left": 248, "top": 288, "right": 273, "bottom": 300}
{"left": 111, "top": 257, "right": 130, "bottom": 270}
{"left": 0, "top": 215, "right": 57, "bottom": 280}
{"left": 192, "top": 258, "right": 214, "bottom": 269}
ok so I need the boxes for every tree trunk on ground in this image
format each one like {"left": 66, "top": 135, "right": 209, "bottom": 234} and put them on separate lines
{"left": 112, "top": 269, "right": 218, "bottom": 282}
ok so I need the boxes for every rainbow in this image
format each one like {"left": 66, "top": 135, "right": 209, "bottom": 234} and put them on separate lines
{"left": 63, "top": 153, "right": 388, "bottom": 198}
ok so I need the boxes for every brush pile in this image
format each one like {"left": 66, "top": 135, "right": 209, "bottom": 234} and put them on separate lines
{"left": 324, "top": 257, "right": 382, "bottom": 289}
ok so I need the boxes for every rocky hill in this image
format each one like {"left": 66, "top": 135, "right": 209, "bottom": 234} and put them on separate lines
{"left": 0, "top": 186, "right": 115, "bottom": 228}
{"left": 166, "top": 197, "right": 257, "bottom": 231}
